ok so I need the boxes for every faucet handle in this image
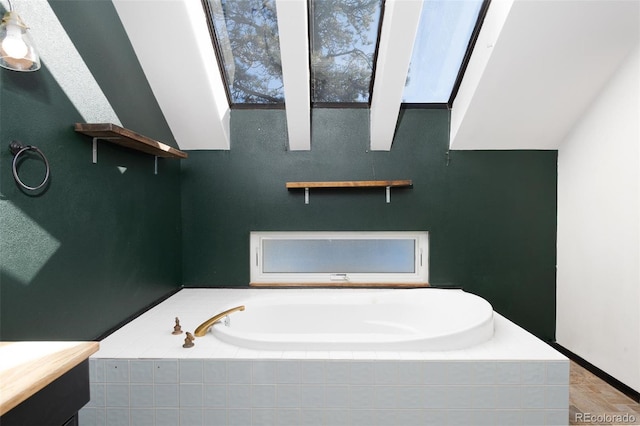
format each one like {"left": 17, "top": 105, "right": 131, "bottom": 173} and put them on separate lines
{"left": 183, "top": 332, "right": 195, "bottom": 348}
{"left": 172, "top": 317, "right": 183, "bottom": 335}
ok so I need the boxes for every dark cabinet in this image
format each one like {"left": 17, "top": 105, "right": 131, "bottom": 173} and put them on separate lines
{"left": 0, "top": 360, "right": 90, "bottom": 426}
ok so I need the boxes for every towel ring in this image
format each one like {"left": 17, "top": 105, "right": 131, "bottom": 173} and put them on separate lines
{"left": 9, "top": 141, "right": 51, "bottom": 191}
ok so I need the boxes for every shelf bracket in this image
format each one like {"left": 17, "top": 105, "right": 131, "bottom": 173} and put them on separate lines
{"left": 91, "top": 137, "right": 161, "bottom": 175}
{"left": 92, "top": 137, "right": 120, "bottom": 164}
{"left": 302, "top": 186, "right": 393, "bottom": 204}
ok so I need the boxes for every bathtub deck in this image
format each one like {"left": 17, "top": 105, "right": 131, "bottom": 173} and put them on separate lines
{"left": 93, "top": 288, "right": 565, "bottom": 361}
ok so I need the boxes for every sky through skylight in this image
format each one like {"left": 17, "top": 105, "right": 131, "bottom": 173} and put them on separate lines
{"left": 403, "top": 0, "right": 484, "bottom": 103}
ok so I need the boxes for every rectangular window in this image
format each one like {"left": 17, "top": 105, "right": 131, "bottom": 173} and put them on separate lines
{"left": 250, "top": 231, "right": 429, "bottom": 286}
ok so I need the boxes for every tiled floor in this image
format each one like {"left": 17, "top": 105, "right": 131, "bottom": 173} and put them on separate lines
{"left": 570, "top": 361, "right": 640, "bottom": 425}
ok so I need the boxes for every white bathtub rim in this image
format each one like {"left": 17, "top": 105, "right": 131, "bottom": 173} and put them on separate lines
{"left": 210, "top": 312, "right": 495, "bottom": 351}
{"left": 208, "top": 288, "right": 496, "bottom": 351}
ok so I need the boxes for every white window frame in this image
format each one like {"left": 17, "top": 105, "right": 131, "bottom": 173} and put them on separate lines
{"left": 250, "top": 231, "right": 429, "bottom": 285}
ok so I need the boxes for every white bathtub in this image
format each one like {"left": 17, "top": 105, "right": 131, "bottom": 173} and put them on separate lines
{"left": 84, "top": 289, "right": 570, "bottom": 426}
{"left": 208, "top": 288, "right": 495, "bottom": 351}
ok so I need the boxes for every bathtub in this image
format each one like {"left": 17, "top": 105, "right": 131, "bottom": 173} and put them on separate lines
{"left": 82, "top": 288, "right": 570, "bottom": 426}
{"left": 207, "top": 288, "right": 495, "bottom": 351}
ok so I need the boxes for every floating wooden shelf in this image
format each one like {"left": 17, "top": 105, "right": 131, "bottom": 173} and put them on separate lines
{"left": 286, "top": 180, "right": 412, "bottom": 204}
{"left": 74, "top": 123, "right": 188, "bottom": 159}
{"left": 286, "top": 180, "right": 412, "bottom": 189}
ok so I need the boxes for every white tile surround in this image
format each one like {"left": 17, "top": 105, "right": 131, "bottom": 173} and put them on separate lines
{"left": 79, "top": 288, "right": 569, "bottom": 426}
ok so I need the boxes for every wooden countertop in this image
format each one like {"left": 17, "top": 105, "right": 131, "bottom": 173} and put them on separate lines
{"left": 0, "top": 341, "right": 99, "bottom": 416}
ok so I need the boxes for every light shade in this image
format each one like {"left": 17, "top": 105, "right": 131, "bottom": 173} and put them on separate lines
{"left": 0, "top": 11, "right": 40, "bottom": 72}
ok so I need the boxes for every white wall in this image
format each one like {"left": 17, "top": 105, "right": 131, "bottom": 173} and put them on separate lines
{"left": 557, "top": 46, "right": 640, "bottom": 392}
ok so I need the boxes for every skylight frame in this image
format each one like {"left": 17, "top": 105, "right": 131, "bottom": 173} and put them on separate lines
{"left": 447, "top": 0, "right": 491, "bottom": 107}
{"left": 308, "top": 0, "right": 385, "bottom": 107}
{"left": 201, "top": 0, "right": 287, "bottom": 108}
{"left": 399, "top": 0, "right": 491, "bottom": 109}
{"left": 201, "top": 0, "right": 233, "bottom": 107}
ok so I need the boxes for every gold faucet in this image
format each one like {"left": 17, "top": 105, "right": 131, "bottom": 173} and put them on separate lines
{"left": 194, "top": 305, "right": 245, "bottom": 337}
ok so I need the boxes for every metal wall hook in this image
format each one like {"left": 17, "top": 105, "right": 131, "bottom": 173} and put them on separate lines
{"left": 9, "top": 140, "right": 51, "bottom": 191}
{"left": 9, "top": 140, "right": 24, "bottom": 155}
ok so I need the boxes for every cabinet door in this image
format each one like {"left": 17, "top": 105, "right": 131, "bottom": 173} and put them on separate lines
{"left": 62, "top": 414, "right": 79, "bottom": 426}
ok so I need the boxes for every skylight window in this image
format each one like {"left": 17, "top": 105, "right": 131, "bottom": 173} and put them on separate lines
{"left": 202, "top": 0, "right": 486, "bottom": 109}
{"left": 402, "top": 0, "right": 484, "bottom": 104}
{"left": 204, "top": 0, "right": 285, "bottom": 104}
{"left": 309, "top": 0, "right": 383, "bottom": 104}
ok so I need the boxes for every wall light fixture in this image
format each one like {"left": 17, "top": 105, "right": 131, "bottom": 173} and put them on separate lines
{"left": 0, "top": 0, "right": 40, "bottom": 72}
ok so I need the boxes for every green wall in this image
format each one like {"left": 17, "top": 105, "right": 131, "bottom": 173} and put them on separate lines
{"left": 0, "top": 1, "right": 558, "bottom": 342}
{"left": 182, "top": 109, "right": 557, "bottom": 340}
{"left": 0, "top": 1, "right": 181, "bottom": 340}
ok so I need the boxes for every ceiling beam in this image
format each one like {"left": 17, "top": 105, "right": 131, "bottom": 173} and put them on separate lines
{"left": 113, "top": 0, "right": 230, "bottom": 150}
{"left": 275, "top": 0, "right": 311, "bottom": 151}
{"left": 369, "top": 0, "right": 423, "bottom": 151}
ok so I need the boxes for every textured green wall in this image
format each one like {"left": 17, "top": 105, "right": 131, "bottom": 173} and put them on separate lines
{"left": 0, "top": 1, "right": 181, "bottom": 340}
{"left": 182, "top": 109, "right": 557, "bottom": 340}
{"left": 0, "top": 1, "right": 557, "bottom": 342}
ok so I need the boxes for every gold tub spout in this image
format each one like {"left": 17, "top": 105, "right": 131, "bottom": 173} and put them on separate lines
{"left": 194, "top": 305, "right": 245, "bottom": 337}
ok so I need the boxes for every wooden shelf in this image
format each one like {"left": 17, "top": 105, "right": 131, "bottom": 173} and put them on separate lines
{"left": 286, "top": 180, "right": 412, "bottom": 204}
{"left": 286, "top": 180, "right": 412, "bottom": 189}
{"left": 74, "top": 123, "right": 188, "bottom": 159}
